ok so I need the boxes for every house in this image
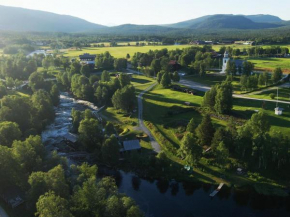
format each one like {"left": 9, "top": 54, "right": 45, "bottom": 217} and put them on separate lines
{"left": 79, "top": 53, "right": 96, "bottom": 69}
{"left": 169, "top": 60, "right": 181, "bottom": 71}
{"left": 121, "top": 140, "right": 141, "bottom": 152}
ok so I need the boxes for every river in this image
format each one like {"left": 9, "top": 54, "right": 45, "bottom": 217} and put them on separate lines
{"left": 41, "top": 92, "right": 290, "bottom": 217}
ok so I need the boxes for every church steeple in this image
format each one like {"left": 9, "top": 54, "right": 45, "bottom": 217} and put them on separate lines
{"left": 224, "top": 50, "right": 229, "bottom": 58}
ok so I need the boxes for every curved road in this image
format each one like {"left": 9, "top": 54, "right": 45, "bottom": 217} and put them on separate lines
{"left": 137, "top": 83, "right": 161, "bottom": 153}
{"left": 179, "top": 78, "right": 290, "bottom": 105}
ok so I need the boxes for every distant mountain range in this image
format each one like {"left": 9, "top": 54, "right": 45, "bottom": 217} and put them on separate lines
{"left": 0, "top": 5, "right": 106, "bottom": 33}
{"left": 0, "top": 5, "right": 289, "bottom": 34}
{"left": 165, "top": 14, "right": 283, "bottom": 29}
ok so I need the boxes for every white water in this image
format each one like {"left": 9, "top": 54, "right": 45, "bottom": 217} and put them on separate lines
{"left": 41, "top": 92, "right": 98, "bottom": 148}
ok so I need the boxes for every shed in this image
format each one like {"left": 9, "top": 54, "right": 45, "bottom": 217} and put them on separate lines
{"left": 0, "top": 187, "right": 25, "bottom": 208}
{"left": 275, "top": 107, "right": 283, "bottom": 116}
{"left": 122, "top": 140, "right": 141, "bottom": 152}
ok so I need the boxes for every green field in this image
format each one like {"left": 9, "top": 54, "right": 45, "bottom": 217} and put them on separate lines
{"left": 63, "top": 45, "right": 193, "bottom": 59}
{"left": 244, "top": 57, "right": 290, "bottom": 73}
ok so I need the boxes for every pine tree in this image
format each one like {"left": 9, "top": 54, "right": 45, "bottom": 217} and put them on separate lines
{"left": 196, "top": 114, "right": 215, "bottom": 146}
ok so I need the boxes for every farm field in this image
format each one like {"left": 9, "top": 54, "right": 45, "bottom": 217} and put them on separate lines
{"left": 63, "top": 44, "right": 193, "bottom": 59}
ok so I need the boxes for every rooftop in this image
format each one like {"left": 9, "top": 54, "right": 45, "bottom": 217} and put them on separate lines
{"left": 122, "top": 140, "right": 141, "bottom": 151}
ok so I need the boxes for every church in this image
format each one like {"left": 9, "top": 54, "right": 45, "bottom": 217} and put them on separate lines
{"left": 220, "top": 51, "right": 245, "bottom": 74}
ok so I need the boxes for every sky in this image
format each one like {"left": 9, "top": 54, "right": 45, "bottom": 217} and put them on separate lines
{"left": 0, "top": 0, "right": 289, "bottom": 26}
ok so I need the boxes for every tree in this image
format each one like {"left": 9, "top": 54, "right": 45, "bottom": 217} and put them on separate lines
{"left": 101, "top": 70, "right": 111, "bottom": 82}
{"left": 101, "top": 135, "right": 120, "bottom": 165}
{"left": 216, "top": 142, "right": 229, "bottom": 165}
{"left": 0, "top": 121, "right": 21, "bottom": 147}
{"left": 12, "top": 135, "right": 45, "bottom": 174}
{"left": 105, "top": 122, "right": 115, "bottom": 135}
{"left": 214, "top": 81, "right": 233, "bottom": 114}
{"left": 242, "top": 61, "right": 254, "bottom": 76}
{"left": 114, "top": 58, "right": 127, "bottom": 71}
{"left": 28, "top": 165, "right": 69, "bottom": 208}
{"left": 126, "top": 53, "right": 130, "bottom": 59}
{"left": 225, "top": 60, "right": 236, "bottom": 76}
{"left": 199, "top": 64, "right": 205, "bottom": 77}
{"left": 160, "top": 72, "right": 171, "bottom": 88}
{"left": 156, "top": 70, "right": 165, "bottom": 84}
{"left": 202, "top": 85, "right": 218, "bottom": 109}
{"left": 112, "top": 85, "right": 136, "bottom": 112}
{"left": 196, "top": 114, "right": 215, "bottom": 146}
{"left": 186, "top": 118, "right": 196, "bottom": 134}
{"left": 78, "top": 118, "right": 103, "bottom": 152}
{"left": 179, "top": 133, "right": 202, "bottom": 164}
{"left": 150, "top": 59, "right": 161, "bottom": 76}
{"left": 248, "top": 111, "right": 270, "bottom": 136}
{"left": 0, "top": 84, "right": 7, "bottom": 98}
{"left": 36, "top": 191, "right": 73, "bottom": 217}
{"left": 269, "top": 93, "right": 275, "bottom": 99}
{"left": 80, "top": 64, "right": 91, "bottom": 77}
{"left": 172, "top": 71, "right": 180, "bottom": 82}
{"left": 32, "top": 90, "right": 55, "bottom": 123}
{"left": 28, "top": 71, "right": 45, "bottom": 92}
{"left": 272, "top": 67, "right": 283, "bottom": 83}
{"left": 0, "top": 145, "right": 22, "bottom": 189}
{"left": 71, "top": 74, "right": 94, "bottom": 100}
{"left": 50, "top": 84, "right": 60, "bottom": 106}
{"left": 119, "top": 73, "right": 131, "bottom": 87}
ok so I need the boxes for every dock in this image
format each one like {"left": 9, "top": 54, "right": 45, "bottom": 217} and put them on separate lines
{"left": 209, "top": 183, "right": 224, "bottom": 197}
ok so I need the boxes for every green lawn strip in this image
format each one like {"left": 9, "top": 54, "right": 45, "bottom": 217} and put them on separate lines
{"left": 248, "top": 87, "right": 290, "bottom": 102}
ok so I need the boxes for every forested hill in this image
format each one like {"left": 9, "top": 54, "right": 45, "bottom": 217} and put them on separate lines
{"left": 166, "top": 15, "right": 284, "bottom": 29}
{"left": 246, "top": 14, "right": 283, "bottom": 23}
{"left": 0, "top": 5, "right": 107, "bottom": 33}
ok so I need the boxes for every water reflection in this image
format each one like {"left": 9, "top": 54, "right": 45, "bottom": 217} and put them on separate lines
{"left": 182, "top": 181, "right": 201, "bottom": 196}
{"left": 156, "top": 179, "right": 169, "bottom": 194}
{"left": 132, "top": 176, "right": 141, "bottom": 191}
{"left": 170, "top": 182, "right": 179, "bottom": 196}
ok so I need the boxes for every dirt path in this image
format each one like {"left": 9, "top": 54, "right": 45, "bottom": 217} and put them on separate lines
{"left": 137, "top": 82, "right": 161, "bottom": 153}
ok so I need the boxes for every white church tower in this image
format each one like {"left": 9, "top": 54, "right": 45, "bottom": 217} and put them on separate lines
{"left": 221, "top": 50, "right": 230, "bottom": 74}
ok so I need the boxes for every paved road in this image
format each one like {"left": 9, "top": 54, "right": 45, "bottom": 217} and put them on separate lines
{"left": 179, "top": 78, "right": 290, "bottom": 105}
{"left": 0, "top": 206, "right": 9, "bottom": 217}
{"left": 137, "top": 82, "right": 161, "bottom": 153}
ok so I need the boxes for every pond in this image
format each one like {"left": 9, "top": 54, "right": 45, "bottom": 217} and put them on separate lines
{"left": 98, "top": 167, "right": 290, "bottom": 217}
